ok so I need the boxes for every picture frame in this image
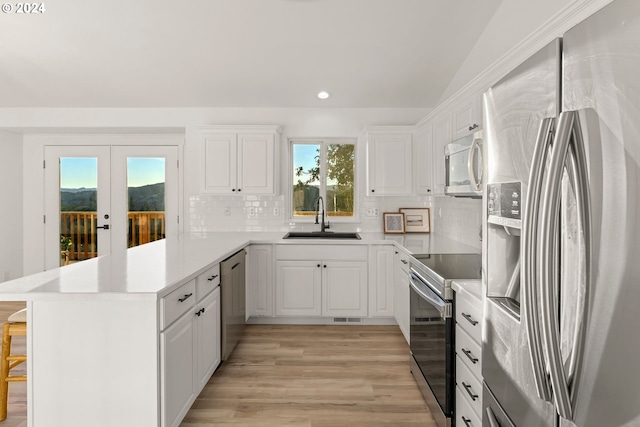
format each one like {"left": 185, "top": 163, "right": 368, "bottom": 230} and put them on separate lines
{"left": 383, "top": 212, "right": 405, "bottom": 234}
{"left": 399, "top": 208, "right": 431, "bottom": 233}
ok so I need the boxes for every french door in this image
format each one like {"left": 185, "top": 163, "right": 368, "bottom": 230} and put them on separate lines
{"left": 44, "top": 145, "right": 178, "bottom": 270}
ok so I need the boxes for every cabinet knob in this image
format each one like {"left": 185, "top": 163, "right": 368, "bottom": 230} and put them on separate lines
{"left": 468, "top": 123, "right": 479, "bottom": 131}
{"left": 232, "top": 189, "right": 236, "bottom": 192}
{"left": 238, "top": 188, "right": 242, "bottom": 192}
{"left": 371, "top": 189, "right": 375, "bottom": 193}
{"left": 427, "top": 189, "right": 431, "bottom": 193}
{"left": 323, "top": 265, "right": 327, "bottom": 268}
{"left": 317, "top": 264, "right": 321, "bottom": 268}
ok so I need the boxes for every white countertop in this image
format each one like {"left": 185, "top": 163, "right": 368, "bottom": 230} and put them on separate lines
{"left": 0, "top": 231, "right": 479, "bottom": 301}
{"left": 452, "top": 279, "right": 483, "bottom": 301}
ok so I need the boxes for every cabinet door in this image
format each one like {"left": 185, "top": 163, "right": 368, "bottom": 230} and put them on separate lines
{"left": 203, "top": 133, "right": 238, "bottom": 193}
{"left": 237, "top": 133, "right": 275, "bottom": 194}
{"left": 394, "top": 250, "right": 410, "bottom": 343}
{"left": 369, "top": 246, "right": 394, "bottom": 317}
{"left": 451, "top": 94, "right": 482, "bottom": 140}
{"left": 415, "top": 123, "right": 434, "bottom": 195}
{"left": 161, "top": 312, "right": 195, "bottom": 427}
{"left": 367, "top": 133, "right": 412, "bottom": 195}
{"left": 432, "top": 113, "right": 451, "bottom": 195}
{"left": 246, "top": 245, "right": 273, "bottom": 317}
{"left": 322, "top": 261, "right": 368, "bottom": 317}
{"left": 275, "top": 261, "right": 322, "bottom": 316}
{"left": 195, "top": 287, "right": 221, "bottom": 392}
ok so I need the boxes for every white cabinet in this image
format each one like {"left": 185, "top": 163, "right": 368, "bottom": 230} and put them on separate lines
{"left": 322, "top": 261, "right": 368, "bottom": 317}
{"left": 195, "top": 288, "right": 221, "bottom": 391}
{"left": 200, "top": 125, "right": 282, "bottom": 194}
{"left": 246, "top": 244, "right": 273, "bottom": 317}
{"left": 369, "top": 245, "right": 395, "bottom": 317}
{"left": 454, "top": 282, "right": 484, "bottom": 424}
{"left": 415, "top": 122, "right": 434, "bottom": 195}
{"left": 274, "top": 245, "right": 368, "bottom": 318}
{"left": 393, "top": 249, "right": 411, "bottom": 343}
{"left": 432, "top": 112, "right": 451, "bottom": 195}
{"left": 275, "top": 260, "right": 322, "bottom": 316}
{"left": 451, "top": 93, "right": 483, "bottom": 141}
{"left": 365, "top": 127, "right": 413, "bottom": 196}
{"left": 160, "top": 268, "right": 222, "bottom": 427}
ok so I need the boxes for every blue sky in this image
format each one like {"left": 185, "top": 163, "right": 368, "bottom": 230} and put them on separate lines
{"left": 293, "top": 144, "right": 319, "bottom": 184}
{"left": 60, "top": 157, "right": 165, "bottom": 189}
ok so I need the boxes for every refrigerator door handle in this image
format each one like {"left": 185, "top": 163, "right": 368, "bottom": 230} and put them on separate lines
{"left": 523, "top": 117, "right": 555, "bottom": 402}
{"left": 467, "top": 135, "right": 483, "bottom": 191}
{"left": 540, "top": 110, "right": 591, "bottom": 420}
{"left": 564, "top": 112, "right": 592, "bottom": 411}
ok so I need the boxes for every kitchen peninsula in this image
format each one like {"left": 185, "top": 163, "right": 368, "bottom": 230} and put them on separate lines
{"left": 0, "top": 231, "right": 478, "bottom": 427}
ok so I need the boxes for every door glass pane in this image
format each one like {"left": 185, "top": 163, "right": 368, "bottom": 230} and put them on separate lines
{"left": 59, "top": 158, "right": 98, "bottom": 266}
{"left": 127, "top": 158, "right": 166, "bottom": 248}
{"left": 326, "top": 144, "right": 355, "bottom": 217}
{"left": 292, "top": 144, "right": 320, "bottom": 217}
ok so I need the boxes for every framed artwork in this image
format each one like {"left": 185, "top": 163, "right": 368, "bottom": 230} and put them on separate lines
{"left": 383, "top": 212, "right": 405, "bottom": 234}
{"left": 400, "top": 208, "right": 431, "bottom": 233}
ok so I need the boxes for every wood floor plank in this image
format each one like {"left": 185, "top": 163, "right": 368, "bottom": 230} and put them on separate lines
{"left": 181, "top": 324, "right": 435, "bottom": 427}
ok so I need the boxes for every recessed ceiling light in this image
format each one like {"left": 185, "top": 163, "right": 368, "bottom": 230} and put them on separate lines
{"left": 317, "top": 91, "right": 330, "bottom": 100}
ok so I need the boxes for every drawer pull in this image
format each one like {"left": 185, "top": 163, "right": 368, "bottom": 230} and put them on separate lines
{"left": 195, "top": 308, "right": 205, "bottom": 317}
{"left": 207, "top": 275, "right": 218, "bottom": 281}
{"left": 401, "top": 259, "right": 408, "bottom": 265}
{"left": 462, "top": 382, "right": 478, "bottom": 401}
{"left": 462, "top": 416, "right": 473, "bottom": 426}
{"left": 462, "top": 348, "right": 478, "bottom": 364}
{"left": 462, "top": 312, "right": 478, "bottom": 326}
{"left": 178, "top": 293, "right": 193, "bottom": 303}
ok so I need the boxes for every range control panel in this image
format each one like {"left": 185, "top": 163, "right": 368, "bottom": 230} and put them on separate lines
{"left": 487, "top": 182, "right": 522, "bottom": 229}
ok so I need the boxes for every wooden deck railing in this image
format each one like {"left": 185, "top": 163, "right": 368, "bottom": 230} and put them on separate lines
{"left": 60, "top": 211, "right": 165, "bottom": 261}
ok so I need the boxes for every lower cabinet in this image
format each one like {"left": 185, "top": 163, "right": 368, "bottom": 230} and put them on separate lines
{"left": 393, "top": 249, "right": 411, "bottom": 343}
{"left": 275, "top": 260, "right": 368, "bottom": 317}
{"left": 161, "top": 281, "right": 221, "bottom": 427}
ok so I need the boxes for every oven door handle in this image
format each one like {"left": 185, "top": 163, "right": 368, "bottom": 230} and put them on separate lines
{"left": 409, "top": 274, "right": 447, "bottom": 316}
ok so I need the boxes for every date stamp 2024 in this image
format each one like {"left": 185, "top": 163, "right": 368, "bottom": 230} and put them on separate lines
{"left": 2, "top": 3, "right": 46, "bottom": 13}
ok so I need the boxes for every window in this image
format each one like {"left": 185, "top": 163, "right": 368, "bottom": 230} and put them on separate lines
{"left": 291, "top": 139, "right": 356, "bottom": 219}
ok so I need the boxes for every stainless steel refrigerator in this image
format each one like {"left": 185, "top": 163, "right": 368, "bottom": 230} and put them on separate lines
{"left": 482, "top": 1, "right": 640, "bottom": 426}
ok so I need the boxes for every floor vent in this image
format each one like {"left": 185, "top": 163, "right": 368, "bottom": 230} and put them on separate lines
{"left": 333, "top": 317, "right": 363, "bottom": 323}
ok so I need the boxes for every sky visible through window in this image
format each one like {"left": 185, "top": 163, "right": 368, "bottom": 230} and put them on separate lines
{"left": 60, "top": 157, "right": 165, "bottom": 188}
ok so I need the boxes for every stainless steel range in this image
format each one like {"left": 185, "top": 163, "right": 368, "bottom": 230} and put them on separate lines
{"left": 409, "top": 253, "right": 482, "bottom": 427}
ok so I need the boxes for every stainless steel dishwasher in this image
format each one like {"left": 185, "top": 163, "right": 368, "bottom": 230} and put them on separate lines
{"left": 220, "top": 249, "right": 246, "bottom": 360}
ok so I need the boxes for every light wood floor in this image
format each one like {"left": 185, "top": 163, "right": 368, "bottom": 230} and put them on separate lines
{"left": 0, "top": 304, "right": 435, "bottom": 427}
{"left": 181, "top": 325, "right": 436, "bottom": 427}
{"left": 0, "top": 302, "right": 27, "bottom": 427}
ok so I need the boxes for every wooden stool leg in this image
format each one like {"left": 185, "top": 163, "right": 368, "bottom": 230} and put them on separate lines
{"left": 0, "top": 322, "right": 11, "bottom": 421}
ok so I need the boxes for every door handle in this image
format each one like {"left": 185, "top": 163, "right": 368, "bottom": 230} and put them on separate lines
{"left": 96, "top": 224, "right": 110, "bottom": 230}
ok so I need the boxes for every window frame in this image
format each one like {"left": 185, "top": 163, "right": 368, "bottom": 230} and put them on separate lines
{"left": 288, "top": 137, "right": 359, "bottom": 223}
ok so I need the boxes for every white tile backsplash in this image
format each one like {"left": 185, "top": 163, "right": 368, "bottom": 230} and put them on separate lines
{"left": 188, "top": 193, "right": 482, "bottom": 250}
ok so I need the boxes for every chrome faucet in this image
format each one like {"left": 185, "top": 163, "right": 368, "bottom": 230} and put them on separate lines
{"left": 315, "top": 196, "right": 330, "bottom": 232}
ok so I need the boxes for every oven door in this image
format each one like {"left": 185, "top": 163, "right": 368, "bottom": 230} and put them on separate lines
{"left": 409, "top": 271, "right": 454, "bottom": 421}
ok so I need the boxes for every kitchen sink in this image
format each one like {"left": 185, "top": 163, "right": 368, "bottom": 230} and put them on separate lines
{"left": 282, "top": 231, "right": 361, "bottom": 240}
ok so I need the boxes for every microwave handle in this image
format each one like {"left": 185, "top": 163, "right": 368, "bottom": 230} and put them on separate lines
{"left": 468, "top": 136, "right": 482, "bottom": 191}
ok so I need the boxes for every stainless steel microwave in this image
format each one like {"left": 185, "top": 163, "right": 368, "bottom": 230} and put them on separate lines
{"left": 444, "top": 130, "right": 483, "bottom": 198}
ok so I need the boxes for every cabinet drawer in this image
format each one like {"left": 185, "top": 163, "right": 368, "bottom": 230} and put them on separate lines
{"left": 456, "top": 290, "right": 482, "bottom": 344}
{"left": 196, "top": 264, "right": 220, "bottom": 300}
{"left": 456, "top": 355, "right": 482, "bottom": 417}
{"left": 161, "top": 280, "right": 197, "bottom": 330}
{"left": 276, "top": 244, "right": 367, "bottom": 261}
{"left": 456, "top": 326, "right": 482, "bottom": 380}
{"left": 456, "top": 384, "right": 482, "bottom": 427}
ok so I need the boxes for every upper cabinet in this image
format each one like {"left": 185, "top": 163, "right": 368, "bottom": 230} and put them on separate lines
{"left": 451, "top": 92, "right": 483, "bottom": 140}
{"left": 364, "top": 126, "right": 413, "bottom": 196}
{"left": 432, "top": 112, "right": 451, "bottom": 196}
{"left": 415, "top": 122, "right": 433, "bottom": 195}
{"left": 200, "top": 125, "right": 282, "bottom": 194}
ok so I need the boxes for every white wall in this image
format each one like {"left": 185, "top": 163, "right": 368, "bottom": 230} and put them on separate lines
{"left": 0, "top": 130, "right": 24, "bottom": 282}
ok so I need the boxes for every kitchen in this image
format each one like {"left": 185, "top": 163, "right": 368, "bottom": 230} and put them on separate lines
{"left": 0, "top": 0, "right": 637, "bottom": 426}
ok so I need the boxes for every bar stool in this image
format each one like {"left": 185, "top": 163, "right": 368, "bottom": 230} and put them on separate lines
{"left": 0, "top": 308, "right": 27, "bottom": 421}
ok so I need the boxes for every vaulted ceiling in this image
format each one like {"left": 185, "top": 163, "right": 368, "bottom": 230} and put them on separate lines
{"left": 0, "top": 0, "right": 502, "bottom": 108}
